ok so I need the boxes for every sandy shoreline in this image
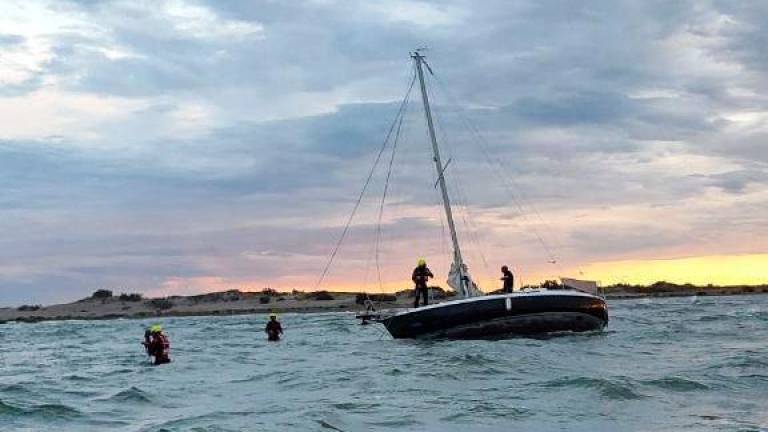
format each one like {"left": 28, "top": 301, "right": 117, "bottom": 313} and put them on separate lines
{"left": 2, "top": 283, "right": 767, "bottom": 324}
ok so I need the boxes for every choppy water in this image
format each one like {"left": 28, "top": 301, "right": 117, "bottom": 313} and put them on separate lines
{"left": 1, "top": 295, "right": 767, "bottom": 432}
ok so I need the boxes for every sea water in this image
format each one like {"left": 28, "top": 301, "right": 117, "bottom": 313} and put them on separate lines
{"left": 1, "top": 295, "right": 766, "bottom": 431}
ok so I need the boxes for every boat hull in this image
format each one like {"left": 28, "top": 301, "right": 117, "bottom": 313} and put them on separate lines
{"left": 381, "top": 291, "right": 608, "bottom": 339}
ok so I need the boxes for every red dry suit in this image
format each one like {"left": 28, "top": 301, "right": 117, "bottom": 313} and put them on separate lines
{"left": 147, "top": 333, "right": 171, "bottom": 365}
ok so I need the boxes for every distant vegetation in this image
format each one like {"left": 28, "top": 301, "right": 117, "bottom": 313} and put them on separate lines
{"left": 261, "top": 288, "right": 279, "bottom": 296}
{"left": 605, "top": 281, "right": 768, "bottom": 295}
{"left": 5, "top": 282, "right": 768, "bottom": 325}
{"left": 147, "top": 298, "right": 174, "bottom": 310}
{"left": 355, "top": 293, "right": 397, "bottom": 304}
{"left": 119, "top": 293, "right": 143, "bottom": 302}
{"left": 91, "top": 289, "right": 113, "bottom": 299}
{"left": 310, "top": 291, "right": 334, "bottom": 301}
{"left": 394, "top": 286, "right": 455, "bottom": 299}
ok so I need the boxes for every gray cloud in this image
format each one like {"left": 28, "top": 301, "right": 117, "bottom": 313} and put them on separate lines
{"left": 0, "top": 34, "right": 24, "bottom": 46}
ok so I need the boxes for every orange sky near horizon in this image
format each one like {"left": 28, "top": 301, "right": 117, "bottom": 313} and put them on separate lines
{"left": 150, "top": 252, "right": 768, "bottom": 297}
{"left": 573, "top": 253, "right": 768, "bottom": 287}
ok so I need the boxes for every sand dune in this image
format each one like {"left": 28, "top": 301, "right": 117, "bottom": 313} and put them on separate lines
{"left": 2, "top": 283, "right": 766, "bottom": 324}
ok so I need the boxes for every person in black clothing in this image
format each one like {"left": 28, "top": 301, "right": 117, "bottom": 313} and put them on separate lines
{"left": 501, "top": 265, "right": 514, "bottom": 293}
{"left": 265, "top": 314, "right": 283, "bottom": 341}
{"left": 412, "top": 258, "right": 434, "bottom": 308}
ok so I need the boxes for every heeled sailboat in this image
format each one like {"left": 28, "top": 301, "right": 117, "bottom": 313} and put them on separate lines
{"left": 373, "top": 52, "right": 608, "bottom": 339}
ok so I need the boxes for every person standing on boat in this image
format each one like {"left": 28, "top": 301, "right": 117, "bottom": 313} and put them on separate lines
{"left": 412, "top": 258, "right": 434, "bottom": 307}
{"left": 265, "top": 313, "right": 284, "bottom": 341}
{"left": 501, "top": 265, "right": 515, "bottom": 293}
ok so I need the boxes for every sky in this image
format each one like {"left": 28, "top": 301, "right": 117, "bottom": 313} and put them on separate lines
{"left": 1, "top": 0, "right": 767, "bottom": 305}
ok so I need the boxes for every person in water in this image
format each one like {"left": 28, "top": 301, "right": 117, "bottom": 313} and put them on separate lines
{"left": 142, "top": 324, "right": 171, "bottom": 365}
{"left": 501, "top": 265, "right": 515, "bottom": 293}
{"left": 265, "top": 313, "right": 283, "bottom": 341}
{"left": 412, "top": 258, "right": 434, "bottom": 308}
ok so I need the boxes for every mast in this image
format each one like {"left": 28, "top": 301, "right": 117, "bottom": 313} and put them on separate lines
{"left": 412, "top": 51, "right": 471, "bottom": 298}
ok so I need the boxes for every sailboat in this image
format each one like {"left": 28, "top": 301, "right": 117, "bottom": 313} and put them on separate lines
{"left": 371, "top": 52, "right": 609, "bottom": 339}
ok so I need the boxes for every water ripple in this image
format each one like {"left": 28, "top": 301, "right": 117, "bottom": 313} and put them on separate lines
{"left": 1, "top": 295, "right": 767, "bottom": 431}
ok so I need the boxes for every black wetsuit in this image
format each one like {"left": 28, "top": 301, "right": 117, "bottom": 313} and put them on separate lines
{"left": 502, "top": 269, "right": 514, "bottom": 293}
{"left": 412, "top": 265, "right": 434, "bottom": 307}
{"left": 265, "top": 320, "right": 283, "bottom": 341}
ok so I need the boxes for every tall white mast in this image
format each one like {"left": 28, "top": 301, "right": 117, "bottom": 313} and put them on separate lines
{"left": 412, "top": 51, "right": 472, "bottom": 298}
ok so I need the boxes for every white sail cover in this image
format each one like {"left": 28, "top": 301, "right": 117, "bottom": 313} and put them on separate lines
{"left": 561, "top": 278, "right": 599, "bottom": 295}
{"left": 447, "top": 262, "right": 483, "bottom": 297}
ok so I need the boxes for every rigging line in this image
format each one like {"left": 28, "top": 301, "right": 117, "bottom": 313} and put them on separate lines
{"left": 428, "top": 85, "right": 491, "bottom": 275}
{"left": 361, "top": 216, "right": 379, "bottom": 293}
{"left": 449, "top": 160, "right": 491, "bottom": 278}
{"left": 428, "top": 76, "right": 549, "bottom": 225}
{"left": 468, "top": 116, "right": 564, "bottom": 256}
{"left": 429, "top": 75, "right": 564, "bottom": 269}
{"left": 432, "top": 77, "right": 563, "bottom": 262}
{"left": 375, "top": 91, "right": 410, "bottom": 291}
{"left": 429, "top": 151, "right": 450, "bottom": 276}
{"left": 314, "top": 72, "right": 417, "bottom": 290}
{"left": 474, "top": 126, "right": 565, "bottom": 270}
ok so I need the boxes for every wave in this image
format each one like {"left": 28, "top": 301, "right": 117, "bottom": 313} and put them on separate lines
{"left": 0, "top": 399, "right": 81, "bottom": 419}
{"left": 642, "top": 376, "right": 710, "bottom": 391}
{"left": 105, "top": 386, "right": 153, "bottom": 404}
{"left": 0, "top": 383, "right": 35, "bottom": 397}
{"left": 445, "top": 353, "right": 496, "bottom": 366}
{"left": 332, "top": 401, "right": 382, "bottom": 412}
{"left": 441, "top": 403, "right": 531, "bottom": 422}
{"left": 0, "top": 399, "right": 24, "bottom": 416}
{"left": 137, "top": 410, "right": 252, "bottom": 432}
{"left": 63, "top": 374, "right": 94, "bottom": 382}
{"left": 711, "top": 356, "right": 768, "bottom": 370}
{"left": 228, "top": 371, "right": 279, "bottom": 384}
{"left": 540, "top": 376, "right": 646, "bottom": 400}
{"left": 28, "top": 403, "right": 82, "bottom": 419}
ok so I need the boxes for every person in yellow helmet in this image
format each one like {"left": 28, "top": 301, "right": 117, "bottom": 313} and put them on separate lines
{"left": 412, "top": 258, "right": 434, "bottom": 308}
{"left": 265, "top": 313, "right": 283, "bottom": 341}
{"left": 142, "top": 324, "right": 171, "bottom": 365}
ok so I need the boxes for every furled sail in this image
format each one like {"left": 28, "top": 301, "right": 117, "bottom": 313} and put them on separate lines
{"left": 447, "top": 262, "right": 483, "bottom": 297}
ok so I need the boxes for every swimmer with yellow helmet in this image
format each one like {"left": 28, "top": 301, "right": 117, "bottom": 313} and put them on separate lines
{"left": 142, "top": 324, "right": 171, "bottom": 365}
{"left": 412, "top": 257, "right": 434, "bottom": 308}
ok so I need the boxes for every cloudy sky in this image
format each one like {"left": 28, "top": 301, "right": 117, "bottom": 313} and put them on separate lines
{"left": 1, "top": 0, "right": 767, "bottom": 305}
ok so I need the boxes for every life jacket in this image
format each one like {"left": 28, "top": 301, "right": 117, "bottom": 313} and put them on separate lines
{"left": 412, "top": 266, "right": 433, "bottom": 288}
{"left": 150, "top": 333, "right": 171, "bottom": 363}
{"left": 156, "top": 334, "right": 170, "bottom": 357}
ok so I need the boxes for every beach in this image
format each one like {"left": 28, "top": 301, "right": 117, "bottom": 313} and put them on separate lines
{"left": 2, "top": 283, "right": 767, "bottom": 324}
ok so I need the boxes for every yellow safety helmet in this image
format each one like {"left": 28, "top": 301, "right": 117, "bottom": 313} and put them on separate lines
{"left": 149, "top": 324, "right": 162, "bottom": 333}
{"left": 269, "top": 313, "right": 278, "bottom": 318}
{"left": 417, "top": 258, "right": 426, "bottom": 267}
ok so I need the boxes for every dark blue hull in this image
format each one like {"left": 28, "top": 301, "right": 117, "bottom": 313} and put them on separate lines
{"left": 382, "top": 291, "right": 608, "bottom": 339}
